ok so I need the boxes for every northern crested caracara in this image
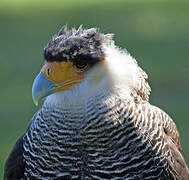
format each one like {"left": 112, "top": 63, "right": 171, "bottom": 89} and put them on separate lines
{"left": 4, "top": 25, "right": 189, "bottom": 179}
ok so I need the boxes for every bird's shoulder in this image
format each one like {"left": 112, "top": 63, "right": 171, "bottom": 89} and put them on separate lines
{"left": 3, "top": 134, "right": 25, "bottom": 180}
{"left": 132, "top": 102, "right": 189, "bottom": 179}
{"left": 149, "top": 104, "right": 181, "bottom": 151}
{"left": 153, "top": 105, "right": 189, "bottom": 179}
{"left": 3, "top": 110, "right": 41, "bottom": 180}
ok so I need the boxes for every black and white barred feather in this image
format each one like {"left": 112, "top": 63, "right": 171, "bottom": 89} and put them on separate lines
{"left": 23, "top": 91, "right": 186, "bottom": 179}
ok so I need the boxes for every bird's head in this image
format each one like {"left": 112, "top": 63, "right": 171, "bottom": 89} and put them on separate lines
{"left": 32, "top": 25, "right": 150, "bottom": 106}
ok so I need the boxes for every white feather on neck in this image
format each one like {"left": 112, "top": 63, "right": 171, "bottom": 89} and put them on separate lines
{"left": 44, "top": 44, "right": 149, "bottom": 109}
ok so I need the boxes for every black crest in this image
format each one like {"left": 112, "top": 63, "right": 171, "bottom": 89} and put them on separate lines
{"left": 44, "top": 25, "right": 113, "bottom": 66}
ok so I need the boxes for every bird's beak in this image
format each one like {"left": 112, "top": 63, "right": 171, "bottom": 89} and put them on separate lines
{"left": 32, "top": 72, "right": 56, "bottom": 106}
{"left": 32, "top": 61, "right": 84, "bottom": 106}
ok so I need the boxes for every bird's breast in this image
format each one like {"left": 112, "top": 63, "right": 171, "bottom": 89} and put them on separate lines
{"left": 23, "top": 95, "right": 171, "bottom": 179}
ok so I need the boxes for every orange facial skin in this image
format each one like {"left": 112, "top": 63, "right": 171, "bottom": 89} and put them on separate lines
{"left": 41, "top": 61, "right": 84, "bottom": 92}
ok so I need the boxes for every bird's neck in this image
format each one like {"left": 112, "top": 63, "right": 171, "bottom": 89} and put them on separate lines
{"left": 43, "top": 85, "right": 128, "bottom": 110}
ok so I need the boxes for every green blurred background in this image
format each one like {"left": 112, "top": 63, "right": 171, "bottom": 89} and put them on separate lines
{"left": 0, "top": 0, "right": 189, "bottom": 177}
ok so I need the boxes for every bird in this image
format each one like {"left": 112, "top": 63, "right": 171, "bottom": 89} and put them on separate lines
{"left": 4, "top": 25, "right": 189, "bottom": 180}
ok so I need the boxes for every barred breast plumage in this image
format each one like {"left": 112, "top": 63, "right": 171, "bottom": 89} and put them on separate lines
{"left": 23, "top": 92, "right": 182, "bottom": 179}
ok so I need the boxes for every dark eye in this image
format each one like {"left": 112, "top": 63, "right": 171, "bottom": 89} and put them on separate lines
{"left": 46, "top": 68, "right": 51, "bottom": 76}
{"left": 74, "top": 59, "right": 88, "bottom": 69}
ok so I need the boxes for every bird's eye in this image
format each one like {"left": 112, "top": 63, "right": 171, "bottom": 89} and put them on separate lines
{"left": 74, "top": 59, "right": 88, "bottom": 70}
{"left": 46, "top": 68, "right": 51, "bottom": 77}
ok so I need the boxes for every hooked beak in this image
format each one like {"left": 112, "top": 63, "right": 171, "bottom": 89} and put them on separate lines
{"left": 32, "top": 72, "right": 56, "bottom": 106}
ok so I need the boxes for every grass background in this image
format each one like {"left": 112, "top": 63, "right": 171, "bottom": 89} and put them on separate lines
{"left": 0, "top": 0, "right": 189, "bottom": 177}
